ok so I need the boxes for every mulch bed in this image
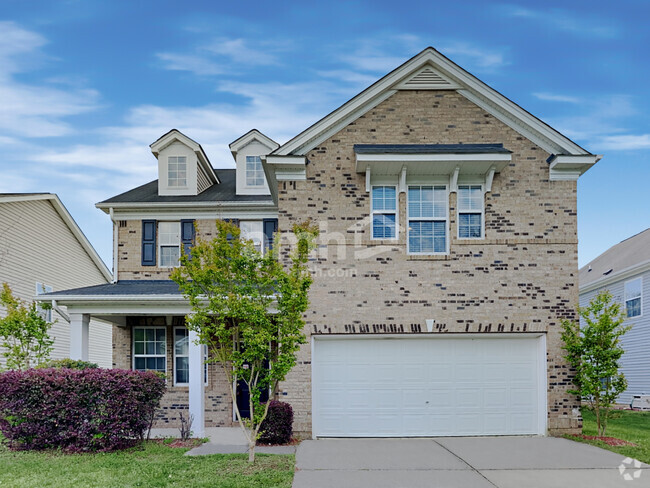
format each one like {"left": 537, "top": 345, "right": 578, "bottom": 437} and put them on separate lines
{"left": 571, "top": 434, "right": 638, "bottom": 447}
{"left": 153, "top": 438, "right": 207, "bottom": 448}
{"left": 257, "top": 437, "right": 301, "bottom": 447}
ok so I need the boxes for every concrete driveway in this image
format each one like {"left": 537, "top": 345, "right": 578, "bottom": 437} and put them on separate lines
{"left": 293, "top": 437, "right": 649, "bottom": 488}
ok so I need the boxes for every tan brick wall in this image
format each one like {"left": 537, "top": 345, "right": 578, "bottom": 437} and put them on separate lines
{"left": 275, "top": 90, "right": 581, "bottom": 435}
{"left": 112, "top": 321, "right": 234, "bottom": 428}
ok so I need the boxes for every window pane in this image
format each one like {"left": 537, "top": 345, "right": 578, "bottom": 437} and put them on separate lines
{"left": 433, "top": 186, "right": 447, "bottom": 218}
{"left": 168, "top": 156, "right": 187, "bottom": 187}
{"left": 626, "top": 298, "right": 641, "bottom": 318}
{"left": 245, "top": 156, "right": 264, "bottom": 187}
{"left": 459, "top": 213, "right": 482, "bottom": 238}
{"left": 372, "top": 214, "right": 396, "bottom": 239}
{"left": 134, "top": 341, "right": 144, "bottom": 355}
{"left": 159, "top": 222, "right": 180, "bottom": 245}
{"left": 134, "top": 328, "right": 144, "bottom": 342}
{"left": 625, "top": 278, "right": 642, "bottom": 300}
{"left": 240, "top": 221, "right": 264, "bottom": 253}
{"left": 175, "top": 328, "right": 188, "bottom": 356}
{"left": 176, "top": 357, "right": 189, "bottom": 384}
{"left": 372, "top": 186, "right": 396, "bottom": 211}
{"left": 134, "top": 357, "right": 145, "bottom": 370}
{"left": 161, "top": 246, "right": 180, "bottom": 267}
{"left": 458, "top": 185, "right": 483, "bottom": 211}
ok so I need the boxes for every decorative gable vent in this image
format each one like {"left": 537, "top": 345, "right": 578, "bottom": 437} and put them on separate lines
{"left": 396, "top": 66, "right": 460, "bottom": 90}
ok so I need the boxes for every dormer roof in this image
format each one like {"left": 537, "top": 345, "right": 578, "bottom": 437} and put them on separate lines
{"left": 150, "top": 129, "right": 219, "bottom": 185}
{"left": 229, "top": 129, "right": 279, "bottom": 160}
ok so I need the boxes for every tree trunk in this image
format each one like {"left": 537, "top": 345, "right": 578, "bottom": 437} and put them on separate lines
{"left": 248, "top": 440, "right": 256, "bottom": 463}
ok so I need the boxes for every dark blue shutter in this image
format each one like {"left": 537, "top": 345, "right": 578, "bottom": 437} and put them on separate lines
{"left": 180, "top": 219, "right": 195, "bottom": 258}
{"left": 223, "top": 219, "right": 239, "bottom": 242}
{"left": 141, "top": 220, "right": 156, "bottom": 266}
{"left": 263, "top": 218, "right": 278, "bottom": 252}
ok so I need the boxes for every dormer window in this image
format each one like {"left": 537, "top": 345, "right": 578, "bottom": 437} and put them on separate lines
{"left": 168, "top": 156, "right": 187, "bottom": 187}
{"left": 245, "top": 156, "right": 265, "bottom": 187}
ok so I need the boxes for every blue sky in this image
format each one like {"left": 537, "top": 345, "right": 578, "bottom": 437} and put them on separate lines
{"left": 0, "top": 0, "right": 648, "bottom": 269}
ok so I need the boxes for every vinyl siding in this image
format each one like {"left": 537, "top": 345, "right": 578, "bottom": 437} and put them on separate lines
{"left": 197, "top": 165, "right": 211, "bottom": 194}
{"left": 579, "top": 271, "right": 650, "bottom": 404}
{"left": 0, "top": 199, "right": 111, "bottom": 368}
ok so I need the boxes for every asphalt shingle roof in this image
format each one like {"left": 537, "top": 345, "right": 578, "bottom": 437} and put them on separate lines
{"left": 41, "top": 280, "right": 182, "bottom": 297}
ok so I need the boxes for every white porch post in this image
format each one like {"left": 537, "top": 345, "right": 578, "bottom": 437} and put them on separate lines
{"left": 69, "top": 313, "right": 90, "bottom": 361}
{"left": 188, "top": 329, "right": 205, "bottom": 437}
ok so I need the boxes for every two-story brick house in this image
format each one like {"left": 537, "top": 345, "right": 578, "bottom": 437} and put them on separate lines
{"left": 42, "top": 47, "right": 599, "bottom": 438}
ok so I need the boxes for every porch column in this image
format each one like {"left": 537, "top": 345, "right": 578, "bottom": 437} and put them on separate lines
{"left": 69, "top": 313, "right": 90, "bottom": 361}
{"left": 188, "top": 329, "right": 205, "bottom": 437}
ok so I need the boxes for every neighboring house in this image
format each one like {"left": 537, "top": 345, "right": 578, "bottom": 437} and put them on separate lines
{"left": 579, "top": 228, "right": 650, "bottom": 405}
{"left": 0, "top": 193, "right": 113, "bottom": 368}
{"left": 41, "top": 47, "right": 600, "bottom": 438}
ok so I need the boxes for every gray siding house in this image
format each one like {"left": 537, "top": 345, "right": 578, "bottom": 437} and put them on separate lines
{"left": 579, "top": 228, "right": 650, "bottom": 405}
{"left": 0, "top": 193, "right": 113, "bottom": 367}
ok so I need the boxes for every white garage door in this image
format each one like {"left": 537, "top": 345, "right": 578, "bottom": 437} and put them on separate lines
{"left": 312, "top": 335, "right": 546, "bottom": 437}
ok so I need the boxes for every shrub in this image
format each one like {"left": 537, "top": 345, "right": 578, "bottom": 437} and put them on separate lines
{"left": 36, "top": 358, "right": 99, "bottom": 370}
{"left": 258, "top": 401, "right": 293, "bottom": 445}
{"left": 0, "top": 368, "right": 166, "bottom": 452}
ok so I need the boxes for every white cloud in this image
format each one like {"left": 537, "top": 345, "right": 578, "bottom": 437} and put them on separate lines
{"left": 500, "top": 5, "right": 618, "bottom": 38}
{"left": 533, "top": 93, "right": 581, "bottom": 104}
{"left": 155, "top": 52, "right": 223, "bottom": 76}
{"left": 436, "top": 42, "right": 507, "bottom": 70}
{"left": 598, "top": 134, "right": 650, "bottom": 151}
{"left": 204, "top": 38, "right": 280, "bottom": 66}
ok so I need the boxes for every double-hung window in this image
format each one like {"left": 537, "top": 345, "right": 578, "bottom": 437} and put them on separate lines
{"left": 173, "top": 327, "right": 208, "bottom": 386}
{"left": 240, "top": 221, "right": 264, "bottom": 254}
{"left": 407, "top": 185, "right": 448, "bottom": 254}
{"left": 245, "top": 156, "right": 265, "bottom": 187}
{"left": 371, "top": 185, "right": 397, "bottom": 239}
{"left": 168, "top": 156, "right": 187, "bottom": 187}
{"left": 625, "top": 278, "right": 642, "bottom": 318}
{"left": 133, "top": 327, "right": 166, "bottom": 374}
{"left": 457, "top": 185, "right": 484, "bottom": 239}
{"left": 159, "top": 222, "right": 181, "bottom": 267}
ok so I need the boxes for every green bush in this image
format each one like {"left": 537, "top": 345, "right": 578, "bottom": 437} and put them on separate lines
{"left": 36, "top": 358, "right": 99, "bottom": 370}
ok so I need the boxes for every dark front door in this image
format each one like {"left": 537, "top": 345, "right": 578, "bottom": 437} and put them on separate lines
{"left": 235, "top": 361, "right": 270, "bottom": 419}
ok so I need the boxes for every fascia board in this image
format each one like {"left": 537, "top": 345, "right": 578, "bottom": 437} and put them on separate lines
{"left": 229, "top": 130, "right": 280, "bottom": 153}
{"left": 96, "top": 200, "right": 275, "bottom": 210}
{"left": 579, "top": 259, "right": 650, "bottom": 294}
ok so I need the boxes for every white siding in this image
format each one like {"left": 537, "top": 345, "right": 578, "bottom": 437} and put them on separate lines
{"left": 197, "top": 165, "right": 211, "bottom": 193}
{"left": 579, "top": 272, "right": 650, "bottom": 405}
{"left": 0, "top": 199, "right": 112, "bottom": 368}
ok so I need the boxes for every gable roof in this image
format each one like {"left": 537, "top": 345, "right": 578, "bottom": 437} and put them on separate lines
{"left": 229, "top": 129, "right": 279, "bottom": 159}
{"left": 150, "top": 129, "right": 219, "bottom": 185}
{"left": 579, "top": 228, "right": 650, "bottom": 292}
{"left": 0, "top": 193, "right": 112, "bottom": 282}
{"left": 272, "top": 47, "right": 593, "bottom": 158}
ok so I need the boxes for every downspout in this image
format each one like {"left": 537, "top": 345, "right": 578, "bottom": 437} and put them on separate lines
{"left": 109, "top": 207, "right": 118, "bottom": 283}
{"left": 51, "top": 300, "right": 70, "bottom": 323}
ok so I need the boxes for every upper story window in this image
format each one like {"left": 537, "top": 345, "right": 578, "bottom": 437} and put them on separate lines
{"left": 245, "top": 156, "right": 265, "bottom": 187}
{"left": 457, "top": 185, "right": 484, "bottom": 239}
{"left": 240, "top": 220, "right": 264, "bottom": 254}
{"left": 371, "top": 185, "right": 397, "bottom": 239}
{"left": 35, "top": 282, "right": 53, "bottom": 322}
{"left": 625, "top": 277, "right": 642, "bottom": 318}
{"left": 133, "top": 326, "right": 166, "bottom": 374}
{"left": 159, "top": 221, "right": 181, "bottom": 267}
{"left": 168, "top": 156, "right": 187, "bottom": 187}
{"left": 407, "top": 185, "right": 448, "bottom": 254}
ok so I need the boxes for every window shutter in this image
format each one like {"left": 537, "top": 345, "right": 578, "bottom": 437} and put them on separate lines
{"left": 142, "top": 220, "right": 157, "bottom": 266}
{"left": 263, "top": 218, "right": 278, "bottom": 252}
{"left": 223, "top": 219, "right": 239, "bottom": 242}
{"left": 180, "top": 219, "right": 195, "bottom": 258}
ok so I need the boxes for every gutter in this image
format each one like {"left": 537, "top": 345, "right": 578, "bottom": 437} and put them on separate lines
{"left": 579, "top": 258, "right": 650, "bottom": 294}
{"left": 51, "top": 300, "right": 70, "bottom": 323}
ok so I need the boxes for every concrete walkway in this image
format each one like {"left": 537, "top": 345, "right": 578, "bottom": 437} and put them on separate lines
{"left": 293, "top": 437, "right": 649, "bottom": 488}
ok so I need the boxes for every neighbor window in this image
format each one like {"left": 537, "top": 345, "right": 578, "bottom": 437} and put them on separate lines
{"left": 457, "top": 185, "right": 483, "bottom": 239}
{"left": 159, "top": 221, "right": 181, "bottom": 267}
{"left": 245, "top": 156, "right": 265, "bottom": 187}
{"left": 240, "top": 220, "right": 264, "bottom": 254}
{"left": 168, "top": 156, "right": 187, "bottom": 187}
{"left": 407, "top": 185, "right": 448, "bottom": 254}
{"left": 173, "top": 327, "right": 208, "bottom": 386}
{"left": 133, "top": 327, "right": 166, "bottom": 374}
{"left": 35, "top": 282, "right": 53, "bottom": 322}
{"left": 371, "top": 185, "right": 397, "bottom": 239}
{"left": 625, "top": 278, "right": 642, "bottom": 318}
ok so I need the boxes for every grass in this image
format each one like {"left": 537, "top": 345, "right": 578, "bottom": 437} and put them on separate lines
{"left": 0, "top": 440, "right": 294, "bottom": 488}
{"left": 566, "top": 408, "right": 650, "bottom": 463}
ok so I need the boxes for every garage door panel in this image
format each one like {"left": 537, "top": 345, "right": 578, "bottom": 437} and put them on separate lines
{"left": 313, "top": 336, "right": 544, "bottom": 437}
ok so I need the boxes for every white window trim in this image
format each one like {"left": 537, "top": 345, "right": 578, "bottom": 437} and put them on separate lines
{"left": 132, "top": 326, "right": 167, "bottom": 374}
{"left": 244, "top": 156, "right": 265, "bottom": 188}
{"left": 158, "top": 221, "right": 181, "bottom": 268}
{"left": 456, "top": 184, "right": 485, "bottom": 240}
{"left": 173, "top": 326, "right": 208, "bottom": 387}
{"left": 168, "top": 156, "right": 188, "bottom": 188}
{"left": 407, "top": 184, "right": 449, "bottom": 255}
{"left": 370, "top": 184, "right": 399, "bottom": 240}
{"left": 240, "top": 220, "right": 265, "bottom": 256}
{"left": 624, "top": 277, "right": 643, "bottom": 318}
{"left": 35, "top": 282, "right": 53, "bottom": 322}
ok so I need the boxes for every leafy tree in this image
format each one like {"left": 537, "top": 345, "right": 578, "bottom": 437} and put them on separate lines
{"left": 561, "top": 291, "right": 630, "bottom": 436}
{"left": 171, "top": 219, "right": 317, "bottom": 462}
{"left": 0, "top": 283, "right": 54, "bottom": 370}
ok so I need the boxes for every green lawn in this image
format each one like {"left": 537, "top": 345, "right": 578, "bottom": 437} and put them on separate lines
{"left": 0, "top": 441, "right": 294, "bottom": 488}
{"left": 567, "top": 408, "right": 650, "bottom": 463}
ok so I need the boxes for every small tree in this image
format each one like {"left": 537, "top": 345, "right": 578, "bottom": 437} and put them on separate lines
{"left": 171, "top": 220, "right": 317, "bottom": 462}
{"left": 0, "top": 283, "right": 53, "bottom": 370}
{"left": 561, "top": 291, "right": 630, "bottom": 436}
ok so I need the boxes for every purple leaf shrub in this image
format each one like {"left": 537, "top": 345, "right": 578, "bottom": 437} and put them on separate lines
{"left": 258, "top": 400, "right": 293, "bottom": 445}
{"left": 0, "top": 368, "right": 166, "bottom": 452}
